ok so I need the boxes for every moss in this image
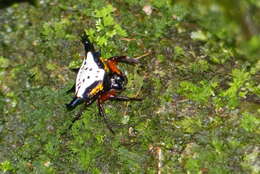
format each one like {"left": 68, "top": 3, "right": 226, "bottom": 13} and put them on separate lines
{"left": 0, "top": 0, "right": 260, "bottom": 173}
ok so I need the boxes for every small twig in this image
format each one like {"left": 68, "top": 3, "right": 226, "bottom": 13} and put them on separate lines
{"left": 157, "top": 147, "right": 163, "bottom": 174}
{"left": 148, "top": 145, "right": 164, "bottom": 174}
{"left": 120, "top": 37, "right": 136, "bottom": 41}
{"left": 134, "top": 51, "right": 151, "bottom": 60}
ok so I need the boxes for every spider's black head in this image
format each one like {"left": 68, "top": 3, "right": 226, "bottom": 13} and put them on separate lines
{"left": 110, "top": 73, "right": 127, "bottom": 90}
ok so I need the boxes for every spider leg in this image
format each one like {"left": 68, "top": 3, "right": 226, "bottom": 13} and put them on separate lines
{"left": 68, "top": 104, "right": 87, "bottom": 129}
{"left": 97, "top": 99, "right": 115, "bottom": 134}
{"left": 97, "top": 91, "right": 142, "bottom": 134}
{"left": 105, "top": 56, "right": 138, "bottom": 76}
{"left": 67, "top": 97, "right": 97, "bottom": 130}
{"left": 109, "top": 96, "right": 143, "bottom": 101}
{"left": 108, "top": 56, "right": 139, "bottom": 65}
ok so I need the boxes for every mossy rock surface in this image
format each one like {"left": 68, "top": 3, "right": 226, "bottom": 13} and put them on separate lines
{"left": 0, "top": 0, "right": 259, "bottom": 173}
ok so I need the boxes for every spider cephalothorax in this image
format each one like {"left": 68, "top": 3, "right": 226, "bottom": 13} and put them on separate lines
{"left": 66, "top": 34, "right": 142, "bottom": 133}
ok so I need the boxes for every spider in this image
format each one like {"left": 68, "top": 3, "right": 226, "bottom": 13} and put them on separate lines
{"left": 66, "top": 34, "right": 142, "bottom": 133}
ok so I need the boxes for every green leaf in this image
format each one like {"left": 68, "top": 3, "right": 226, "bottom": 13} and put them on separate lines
{"left": 191, "top": 30, "right": 208, "bottom": 41}
{"left": 177, "top": 80, "right": 217, "bottom": 103}
{"left": 240, "top": 112, "right": 260, "bottom": 132}
{"left": 0, "top": 161, "right": 13, "bottom": 172}
{"left": 0, "top": 56, "right": 10, "bottom": 69}
{"left": 103, "top": 15, "right": 115, "bottom": 26}
{"left": 220, "top": 69, "right": 250, "bottom": 108}
{"left": 95, "top": 4, "right": 115, "bottom": 18}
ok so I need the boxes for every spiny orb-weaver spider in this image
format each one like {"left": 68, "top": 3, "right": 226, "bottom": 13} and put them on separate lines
{"left": 66, "top": 34, "right": 142, "bottom": 133}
